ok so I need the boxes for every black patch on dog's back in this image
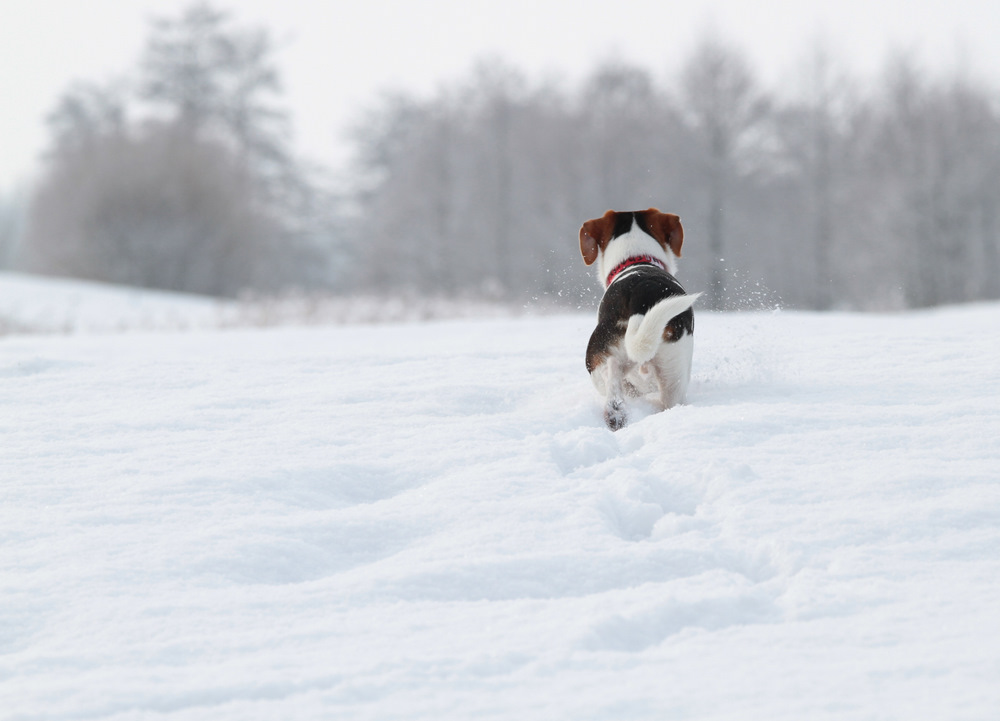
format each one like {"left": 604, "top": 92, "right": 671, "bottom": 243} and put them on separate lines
{"left": 586, "top": 265, "right": 693, "bottom": 374}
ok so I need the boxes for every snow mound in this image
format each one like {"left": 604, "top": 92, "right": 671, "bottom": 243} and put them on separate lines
{"left": 0, "top": 271, "right": 225, "bottom": 333}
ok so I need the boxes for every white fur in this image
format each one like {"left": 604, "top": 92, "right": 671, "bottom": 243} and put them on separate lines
{"left": 596, "top": 222, "right": 678, "bottom": 289}
{"left": 649, "top": 331, "right": 694, "bottom": 408}
{"left": 624, "top": 293, "right": 702, "bottom": 365}
{"left": 588, "top": 331, "right": 695, "bottom": 412}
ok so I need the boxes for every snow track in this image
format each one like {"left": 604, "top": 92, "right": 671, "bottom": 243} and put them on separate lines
{"left": 2, "top": 303, "right": 1000, "bottom": 719}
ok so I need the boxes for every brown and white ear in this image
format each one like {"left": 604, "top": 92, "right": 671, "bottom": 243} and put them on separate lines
{"left": 649, "top": 210, "right": 684, "bottom": 257}
{"left": 580, "top": 210, "right": 617, "bottom": 266}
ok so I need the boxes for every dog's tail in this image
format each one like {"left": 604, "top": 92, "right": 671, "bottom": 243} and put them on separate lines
{"left": 624, "top": 293, "right": 702, "bottom": 365}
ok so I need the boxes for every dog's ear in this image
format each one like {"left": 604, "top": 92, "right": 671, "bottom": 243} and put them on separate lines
{"left": 647, "top": 209, "right": 684, "bottom": 257}
{"left": 580, "top": 210, "right": 617, "bottom": 266}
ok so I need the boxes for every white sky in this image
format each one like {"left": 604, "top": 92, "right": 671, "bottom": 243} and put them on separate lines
{"left": 2, "top": 0, "right": 999, "bottom": 193}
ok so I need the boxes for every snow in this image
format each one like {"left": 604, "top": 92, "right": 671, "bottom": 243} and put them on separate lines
{"left": 0, "top": 271, "right": 223, "bottom": 333}
{"left": 0, "top": 272, "right": 522, "bottom": 333}
{"left": 2, "top": 273, "right": 1000, "bottom": 720}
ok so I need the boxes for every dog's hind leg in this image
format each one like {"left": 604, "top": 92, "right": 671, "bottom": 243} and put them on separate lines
{"left": 603, "top": 355, "right": 630, "bottom": 431}
{"left": 652, "top": 333, "right": 694, "bottom": 409}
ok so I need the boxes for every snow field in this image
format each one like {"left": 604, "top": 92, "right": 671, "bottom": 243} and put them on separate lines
{"left": 2, "top": 303, "right": 999, "bottom": 719}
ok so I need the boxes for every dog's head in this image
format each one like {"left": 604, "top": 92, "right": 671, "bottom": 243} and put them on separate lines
{"left": 580, "top": 208, "right": 684, "bottom": 289}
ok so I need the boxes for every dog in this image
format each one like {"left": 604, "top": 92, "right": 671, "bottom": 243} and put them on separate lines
{"left": 580, "top": 208, "right": 701, "bottom": 430}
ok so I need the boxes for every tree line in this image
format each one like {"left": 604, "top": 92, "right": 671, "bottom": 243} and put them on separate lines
{"left": 3, "top": 2, "right": 1000, "bottom": 310}
{"left": 348, "top": 47, "right": 1000, "bottom": 310}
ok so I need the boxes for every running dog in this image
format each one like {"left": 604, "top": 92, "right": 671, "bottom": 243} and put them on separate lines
{"left": 580, "top": 208, "right": 701, "bottom": 430}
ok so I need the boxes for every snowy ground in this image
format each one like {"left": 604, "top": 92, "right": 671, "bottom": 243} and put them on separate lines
{"left": 0, "top": 272, "right": 223, "bottom": 333}
{"left": 0, "top": 272, "right": 522, "bottom": 333}
{"left": 2, "top": 275, "right": 1000, "bottom": 720}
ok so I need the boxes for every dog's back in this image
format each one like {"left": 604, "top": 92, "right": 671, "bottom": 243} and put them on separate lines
{"left": 588, "top": 265, "right": 698, "bottom": 368}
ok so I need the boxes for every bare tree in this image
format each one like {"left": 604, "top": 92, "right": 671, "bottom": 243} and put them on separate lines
{"left": 346, "top": 92, "right": 450, "bottom": 292}
{"left": 139, "top": 2, "right": 229, "bottom": 135}
{"left": 678, "top": 34, "right": 769, "bottom": 309}
{"left": 578, "top": 61, "right": 662, "bottom": 208}
{"left": 864, "top": 56, "right": 1000, "bottom": 307}
{"left": 455, "top": 59, "right": 529, "bottom": 296}
{"left": 775, "top": 44, "right": 859, "bottom": 308}
{"left": 932, "top": 74, "right": 1000, "bottom": 301}
{"left": 0, "top": 189, "right": 27, "bottom": 268}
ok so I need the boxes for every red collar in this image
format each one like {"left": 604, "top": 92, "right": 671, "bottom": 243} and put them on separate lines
{"left": 606, "top": 255, "right": 666, "bottom": 286}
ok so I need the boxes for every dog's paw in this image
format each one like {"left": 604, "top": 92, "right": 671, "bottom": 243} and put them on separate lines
{"left": 604, "top": 398, "right": 628, "bottom": 431}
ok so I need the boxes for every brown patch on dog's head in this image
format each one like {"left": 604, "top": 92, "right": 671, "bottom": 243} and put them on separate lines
{"left": 579, "top": 210, "right": 618, "bottom": 266}
{"left": 636, "top": 208, "right": 684, "bottom": 258}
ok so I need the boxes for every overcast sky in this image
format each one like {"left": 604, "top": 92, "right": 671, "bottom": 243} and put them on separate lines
{"left": 3, "top": 0, "right": 999, "bottom": 193}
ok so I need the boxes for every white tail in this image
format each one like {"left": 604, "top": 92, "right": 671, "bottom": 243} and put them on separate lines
{"left": 624, "top": 293, "right": 702, "bottom": 364}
